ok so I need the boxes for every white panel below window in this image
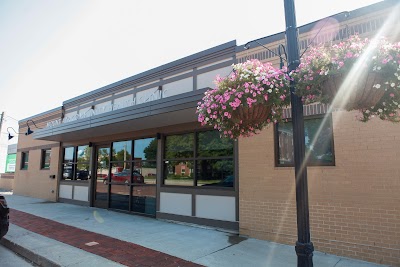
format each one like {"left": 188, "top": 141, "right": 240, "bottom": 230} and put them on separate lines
{"left": 196, "top": 195, "right": 236, "bottom": 222}
{"left": 59, "top": 185, "right": 73, "bottom": 199}
{"left": 160, "top": 192, "right": 191, "bottom": 216}
{"left": 73, "top": 186, "right": 89, "bottom": 202}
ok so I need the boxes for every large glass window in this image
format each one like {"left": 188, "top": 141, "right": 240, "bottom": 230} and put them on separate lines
{"left": 21, "top": 152, "right": 29, "bottom": 170}
{"left": 112, "top": 140, "right": 132, "bottom": 161}
{"left": 276, "top": 116, "right": 335, "bottom": 166}
{"left": 164, "top": 133, "right": 194, "bottom": 186}
{"left": 62, "top": 145, "right": 91, "bottom": 180}
{"left": 163, "top": 131, "right": 235, "bottom": 188}
{"left": 41, "top": 149, "right": 51, "bottom": 169}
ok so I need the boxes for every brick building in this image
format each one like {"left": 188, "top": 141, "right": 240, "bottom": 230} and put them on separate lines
{"left": 13, "top": 1, "right": 400, "bottom": 265}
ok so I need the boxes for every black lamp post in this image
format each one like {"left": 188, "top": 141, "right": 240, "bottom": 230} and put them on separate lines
{"left": 283, "top": 0, "right": 314, "bottom": 266}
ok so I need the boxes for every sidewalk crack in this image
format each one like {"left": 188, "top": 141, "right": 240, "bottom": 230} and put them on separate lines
{"left": 192, "top": 244, "right": 235, "bottom": 261}
{"left": 333, "top": 258, "right": 342, "bottom": 267}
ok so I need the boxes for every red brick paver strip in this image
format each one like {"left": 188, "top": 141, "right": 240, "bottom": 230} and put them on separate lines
{"left": 10, "top": 209, "right": 203, "bottom": 267}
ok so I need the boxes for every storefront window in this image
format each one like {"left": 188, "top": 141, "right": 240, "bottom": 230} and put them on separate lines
{"left": 62, "top": 145, "right": 91, "bottom": 180}
{"left": 163, "top": 131, "right": 234, "bottom": 188}
{"left": 164, "top": 160, "right": 194, "bottom": 186}
{"left": 136, "top": 161, "right": 157, "bottom": 185}
{"left": 164, "top": 133, "right": 194, "bottom": 186}
{"left": 196, "top": 159, "right": 234, "bottom": 187}
{"left": 276, "top": 116, "right": 335, "bottom": 166}
{"left": 134, "top": 138, "right": 157, "bottom": 160}
{"left": 165, "top": 133, "right": 194, "bottom": 159}
{"left": 197, "top": 131, "right": 233, "bottom": 157}
{"left": 110, "top": 162, "right": 131, "bottom": 184}
{"left": 64, "top": 147, "right": 74, "bottom": 162}
{"left": 112, "top": 140, "right": 132, "bottom": 161}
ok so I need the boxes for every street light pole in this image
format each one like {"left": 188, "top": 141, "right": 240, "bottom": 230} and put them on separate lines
{"left": 283, "top": 0, "right": 314, "bottom": 266}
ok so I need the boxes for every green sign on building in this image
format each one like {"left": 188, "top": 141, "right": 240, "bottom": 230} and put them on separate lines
{"left": 5, "top": 153, "right": 16, "bottom": 173}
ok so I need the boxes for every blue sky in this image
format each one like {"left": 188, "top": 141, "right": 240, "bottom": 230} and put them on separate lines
{"left": 0, "top": 0, "right": 383, "bottom": 122}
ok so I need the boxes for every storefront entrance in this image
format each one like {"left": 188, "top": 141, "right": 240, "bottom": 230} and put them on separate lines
{"left": 93, "top": 146, "right": 110, "bottom": 208}
{"left": 92, "top": 138, "right": 157, "bottom": 216}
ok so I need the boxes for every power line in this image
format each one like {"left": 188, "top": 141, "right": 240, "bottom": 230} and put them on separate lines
{"left": 4, "top": 115, "right": 19, "bottom": 121}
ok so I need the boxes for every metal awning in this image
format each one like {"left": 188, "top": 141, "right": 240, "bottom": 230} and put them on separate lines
{"left": 33, "top": 89, "right": 206, "bottom": 142}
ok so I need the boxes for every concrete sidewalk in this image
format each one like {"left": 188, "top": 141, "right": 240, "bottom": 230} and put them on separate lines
{"left": 0, "top": 194, "right": 387, "bottom": 267}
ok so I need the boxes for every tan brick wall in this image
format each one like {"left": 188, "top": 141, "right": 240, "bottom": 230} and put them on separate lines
{"left": 0, "top": 176, "right": 14, "bottom": 191}
{"left": 237, "top": 3, "right": 400, "bottom": 265}
{"left": 14, "top": 111, "right": 61, "bottom": 201}
{"left": 238, "top": 110, "right": 400, "bottom": 266}
{"left": 14, "top": 134, "right": 60, "bottom": 201}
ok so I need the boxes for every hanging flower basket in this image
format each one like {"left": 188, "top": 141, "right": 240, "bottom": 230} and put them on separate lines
{"left": 322, "top": 72, "right": 385, "bottom": 110}
{"left": 231, "top": 104, "right": 272, "bottom": 126}
{"left": 197, "top": 59, "right": 290, "bottom": 139}
{"left": 291, "top": 35, "right": 400, "bottom": 122}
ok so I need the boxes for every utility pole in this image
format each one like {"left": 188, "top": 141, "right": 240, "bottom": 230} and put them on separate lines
{"left": 0, "top": 111, "right": 4, "bottom": 135}
{"left": 283, "top": 0, "right": 314, "bottom": 266}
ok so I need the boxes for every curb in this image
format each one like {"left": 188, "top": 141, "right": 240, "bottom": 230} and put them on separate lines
{"left": 0, "top": 236, "right": 60, "bottom": 267}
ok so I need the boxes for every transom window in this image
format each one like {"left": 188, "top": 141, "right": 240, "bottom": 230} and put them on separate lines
{"left": 163, "top": 130, "right": 235, "bottom": 188}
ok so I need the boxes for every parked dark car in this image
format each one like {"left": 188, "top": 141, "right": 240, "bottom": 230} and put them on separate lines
{"left": 0, "top": 195, "right": 9, "bottom": 239}
{"left": 63, "top": 167, "right": 89, "bottom": 180}
{"left": 76, "top": 170, "right": 89, "bottom": 180}
{"left": 202, "top": 175, "right": 234, "bottom": 187}
{"left": 62, "top": 166, "right": 73, "bottom": 179}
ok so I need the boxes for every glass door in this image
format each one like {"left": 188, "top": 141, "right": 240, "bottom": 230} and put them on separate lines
{"left": 92, "top": 138, "right": 158, "bottom": 216}
{"left": 131, "top": 138, "right": 157, "bottom": 216}
{"left": 93, "top": 146, "right": 110, "bottom": 208}
{"left": 109, "top": 141, "right": 132, "bottom": 211}
{"left": 131, "top": 161, "right": 157, "bottom": 215}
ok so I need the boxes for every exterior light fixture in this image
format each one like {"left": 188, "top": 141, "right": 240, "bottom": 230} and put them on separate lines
{"left": 25, "top": 119, "right": 42, "bottom": 136}
{"left": 7, "top": 127, "right": 21, "bottom": 140}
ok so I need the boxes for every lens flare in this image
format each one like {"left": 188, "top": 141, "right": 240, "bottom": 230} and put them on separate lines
{"left": 93, "top": 210, "right": 104, "bottom": 223}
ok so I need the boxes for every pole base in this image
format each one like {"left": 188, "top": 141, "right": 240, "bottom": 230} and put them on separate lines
{"left": 295, "top": 241, "right": 314, "bottom": 267}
